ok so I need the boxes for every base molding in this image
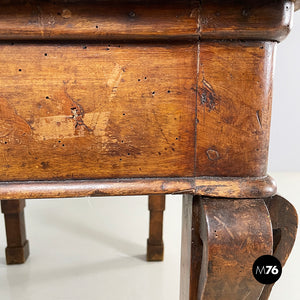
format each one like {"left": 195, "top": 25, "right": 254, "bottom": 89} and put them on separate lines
{"left": 0, "top": 175, "right": 276, "bottom": 200}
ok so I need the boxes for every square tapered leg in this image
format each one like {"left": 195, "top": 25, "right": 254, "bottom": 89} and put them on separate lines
{"left": 147, "top": 195, "right": 165, "bottom": 261}
{"left": 1, "top": 199, "right": 29, "bottom": 265}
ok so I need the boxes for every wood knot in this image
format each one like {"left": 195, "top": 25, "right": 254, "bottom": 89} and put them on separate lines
{"left": 62, "top": 9, "right": 72, "bottom": 19}
{"left": 200, "top": 79, "right": 220, "bottom": 112}
{"left": 206, "top": 149, "right": 220, "bottom": 161}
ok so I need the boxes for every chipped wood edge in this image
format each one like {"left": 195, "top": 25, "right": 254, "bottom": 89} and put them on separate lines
{"left": 0, "top": 175, "right": 276, "bottom": 200}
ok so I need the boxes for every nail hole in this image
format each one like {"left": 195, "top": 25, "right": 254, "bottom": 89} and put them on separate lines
{"left": 45, "top": 96, "right": 50, "bottom": 99}
{"left": 138, "top": 79, "right": 141, "bottom": 82}
{"left": 82, "top": 46, "right": 87, "bottom": 49}
{"left": 152, "top": 91, "right": 155, "bottom": 95}
{"left": 96, "top": 25, "right": 99, "bottom": 29}
{"left": 44, "top": 53, "right": 48, "bottom": 56}
{"left": 167, "top": 90, "right": 171, "bottom": 93}
{"left": 123, "top": 113, "right": 126, "bottom": 116}
{"left": 19, "top": 69, "right": 22, "bottom": 72}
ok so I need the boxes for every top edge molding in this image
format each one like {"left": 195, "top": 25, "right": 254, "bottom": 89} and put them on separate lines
{"left": 0, "top": 1, "right": 295, "bottom": 42}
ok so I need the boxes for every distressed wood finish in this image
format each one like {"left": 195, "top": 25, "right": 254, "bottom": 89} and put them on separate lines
{"left": 0, "top": 175, "right": 277, "bottom": 200}
{"left": 147, "top": 194, "right": 165, "bottom": 261}
{"left": 260, "top": 195, "right": 298, "bottom": 300}
{"left": 0, "top": 1, "right": 298, "bottom": 300}
{"left": 1, "top": 199, "right": 29, "bottom": 264}
{"left": 0, "top": 1, "right": 200, "bottom": 40}
{"left": 0, "top": 43, "right": 196, "bottom": 181}
{"left": 196, "top": 41, "right": 275, "bottom": 177}
{"left": 0, "top": 41, "right": 276, "bottom": 183}
{"left": 200, "top": 0, "right": 294, "bottom": 41}
{"left": 180, "top": 195, "right": 273, "bottom": 300}
{"left": 0, "top": 0, "right": 295, "bottom": 42}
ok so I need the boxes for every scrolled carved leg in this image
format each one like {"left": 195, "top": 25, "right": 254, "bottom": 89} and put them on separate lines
{"left": 180, "top": 195, "right": 273, "bottom": 300}
{"left": 147, "top": 194, "right": 165, "bottom": 261}
{"left": 259, "top": 195, "right": 298, "bottom": 300}
{"left": 1, "top": 199, "right": 30, "bottom": 265}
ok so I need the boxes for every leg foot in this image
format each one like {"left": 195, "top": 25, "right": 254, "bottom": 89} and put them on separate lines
{"left": 147, "top": 194, "right": 165, "bottom": 261}
{"left": 180, "top": 195, "right": 273, "bottom": 300}
{"left": 259, "top": 195, "right": 298, "bottom": 300}
{"left": 1, "top": 199, "right": 30, "bottom": 264}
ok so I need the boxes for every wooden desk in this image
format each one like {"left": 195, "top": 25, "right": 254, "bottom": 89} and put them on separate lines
{"left": 0, "top": 1, "right": 298, "bottom": 299}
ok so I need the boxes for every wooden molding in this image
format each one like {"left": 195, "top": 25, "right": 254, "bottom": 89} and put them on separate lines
{"left": 0, "top": 0, "right": 294, "bottom": 41}
{"left": 0, "top": 175, "right": 276, "bottom": 200}
{"left": 200, "top": 0, "right": 294, "bottom": 42}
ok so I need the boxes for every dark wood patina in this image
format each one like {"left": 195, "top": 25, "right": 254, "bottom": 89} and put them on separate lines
{"left": 0, "top": 1, "right": 298, "bottom": 299}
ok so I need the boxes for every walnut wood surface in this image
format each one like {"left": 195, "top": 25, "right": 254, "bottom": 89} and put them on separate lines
{"left": 0, "top": 175, "right": 277, "bottom": 200}
{"left": 260, "top": 195, "right": 298, "bottom": 300}
{"left": 0, "top": 40, "right": 276, "bottom": 181}
{"left": 180, "top": 195, "right": 273, "bottom": 300}
{"left": 0, "top": 43, "right": 197, "bottom": 181}
{"left": 1, "top": 199, "right": 29, "bottom": 264}
{"left": 0, "top": 1, "right": 200, "bottom": 40}
{"left": 0, "top": 0, "right": 293, "bottom": 42}
{"left": 0, "top": 1, "right": 298, "bottom": 300}
{"left": 147, "top": 194, "right": 165, "bottom": 261}
{"left": 196, "top": 41, "right": 275, "bottom": 177}
{"left": 200, "top": 0, "right": 293, "bottom": 42}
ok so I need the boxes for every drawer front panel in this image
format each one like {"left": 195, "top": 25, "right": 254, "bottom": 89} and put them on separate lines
{"left": 0, "top": 43, "right": 197, "bottom": 181}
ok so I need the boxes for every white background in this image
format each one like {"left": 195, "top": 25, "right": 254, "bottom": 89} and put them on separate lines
{"left": 269, "top": 14, "right": 300, "bottom": 172}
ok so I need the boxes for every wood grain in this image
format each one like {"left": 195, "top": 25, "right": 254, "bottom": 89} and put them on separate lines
{"left": 180, "top": 195, "right": 273, "bottom": 300}
{"left": 0, "top": 1, "right": 293, "bottom": 42}
{"left": 147, "top": 194, "right": 165, "bottom": 261}
{"left": 0, "top": 41, "right": 277, "bottom": 181}
{"left": 0, "top": 43, "right": 197, "bottom": 181}
{"left": 196, "top": 41, "right": 275, "bottom": 177}
{"left": 200, "top": 0, "right": 294, "bottom": 42}
{"left": 0, "top": 175, "right": 276, "bottom": 200}
{"left": 0, "top": 1, "right": 200, "bottom": 40}
{"left": 1, "top": 199, "right": 30, "bottom": 264}
{"left": 260, "top": 195, "right": 298, "bottom": 300}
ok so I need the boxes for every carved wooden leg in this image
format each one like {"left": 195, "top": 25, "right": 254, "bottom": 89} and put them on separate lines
{"left": 1, "top": 199, "right": 30, "bottom": 264}
{"left": 259, "top": 195, "right": 298, "bottom": 300}
{"left": 180, "top": 195, "right": 273, "bottom": 300}
{"left": 147, "top": 194, "right": 165, "bottom": 261}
